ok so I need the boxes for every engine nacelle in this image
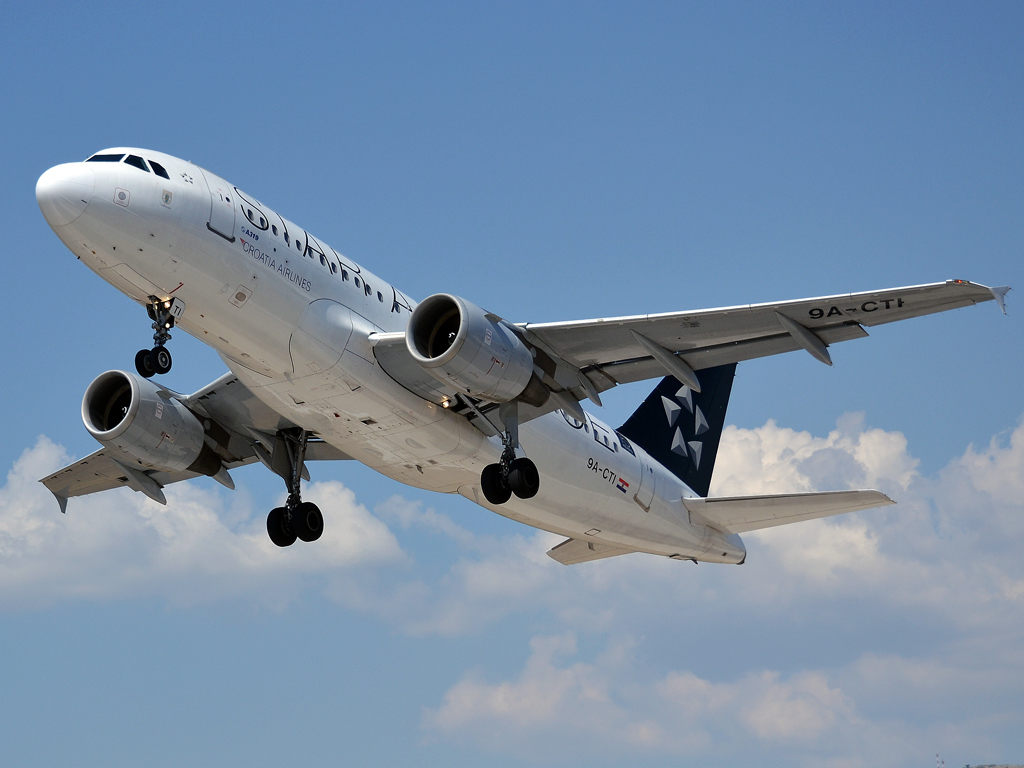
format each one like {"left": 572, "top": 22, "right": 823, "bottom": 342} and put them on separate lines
{"left": 82, "top": 370, "right": 221, "bottom": 476}
{"left": 407, "top": 294, "right": 548, "bottom": 406}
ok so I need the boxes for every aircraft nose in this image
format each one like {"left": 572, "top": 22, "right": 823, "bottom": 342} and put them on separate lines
{"left": 36, "top": 163, "right": 94, "bottom": 227}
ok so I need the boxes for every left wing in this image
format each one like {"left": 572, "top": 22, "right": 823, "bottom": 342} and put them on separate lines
{"left": 522, "top": 280, "right": 1008, "bottom": 392}
{"left": 373, "top": 280, "right": 1007, "bottom": 436}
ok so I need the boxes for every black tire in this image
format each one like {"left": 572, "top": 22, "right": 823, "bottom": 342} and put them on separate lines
{"left": 267, "top": 506, "right": 297, "bottom": 547}
{"left": 508, "top": 457, "right": 540, "bottom": 499}
{"left": 135, "top": 349, "right": 156, "bottom": 378}
{"left": 152, "top": 346, "right": 172, "bottom": 375}
{"left": 481, "top": 463, "right": 512, "bottom": 505}
{"left": 292, "top": 501, "right": 324, "bottom": 542}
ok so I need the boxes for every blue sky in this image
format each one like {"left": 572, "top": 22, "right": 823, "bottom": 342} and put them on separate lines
{"left": 1, "top": 2, "right": 1022, "bottom": 766}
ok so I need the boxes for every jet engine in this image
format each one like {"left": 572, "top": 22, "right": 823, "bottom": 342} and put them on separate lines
{"left": 407, "top": 294, "right": 548, "bottom": 406}
{"left": 82, "top": 370, "right": 222, "bottom": 476}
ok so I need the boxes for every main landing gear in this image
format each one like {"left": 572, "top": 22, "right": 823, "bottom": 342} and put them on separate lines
{"left": 266, "top": 429, "right": 324, "bottom": 548}
{"left": 479, "top": 402, "right": 540, "bottom": 505}
{"left": 135, "top": 296, "right": 184, "bottom": 378}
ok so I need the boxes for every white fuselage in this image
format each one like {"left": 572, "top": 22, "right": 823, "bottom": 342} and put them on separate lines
{"left": 39, "top": 148, "right": 744, "bottom": 563}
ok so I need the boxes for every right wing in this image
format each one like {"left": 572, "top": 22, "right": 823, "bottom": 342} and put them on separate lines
{"left": 40, "top": 373, "right": 349, "bottom": 512}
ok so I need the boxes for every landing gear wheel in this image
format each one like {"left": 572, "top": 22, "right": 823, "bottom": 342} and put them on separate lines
{"left": 481, "top": 463, "right": 512, "bottom": 505}
{"left": 508, "top": 457, "right": 540, "bottom": 499}
{"left": 292, "top": 501, "right": 324, "bottom": 542}
{"left": 135, "top": 349, "right": 156, "bottom": 378}
{"left": 151, "top": 346, "right": 172, "bottom": 375}
{"left": 267, "top": 506, "right": 297, "bottom": 547}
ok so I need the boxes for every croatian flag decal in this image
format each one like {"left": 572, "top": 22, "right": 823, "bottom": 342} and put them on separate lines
{"left": 616, "top": 478, "right": 630, "bottom": 493}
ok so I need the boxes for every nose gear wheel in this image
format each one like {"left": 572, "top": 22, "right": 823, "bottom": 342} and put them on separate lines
{"left": 135, "top": 296, "right": 184, "bottom": 377}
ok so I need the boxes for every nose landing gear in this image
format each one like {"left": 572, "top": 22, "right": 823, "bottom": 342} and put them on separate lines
{"left": 264, "top": 429, "right": 324, "bottom": 548}
{"left": 135, "top": 296, "right": 184, "bottom": 378}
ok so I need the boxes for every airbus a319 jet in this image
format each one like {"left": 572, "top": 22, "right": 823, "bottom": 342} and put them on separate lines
{"left": 35, "top": 149, "right": 1009, "bottom": 565}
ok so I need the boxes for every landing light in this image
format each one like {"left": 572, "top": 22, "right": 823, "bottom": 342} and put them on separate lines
{"left": 163, "top": 301, "right": 171, "bottom": 309}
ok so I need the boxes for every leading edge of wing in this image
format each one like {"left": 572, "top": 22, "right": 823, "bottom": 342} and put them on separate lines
{"left": 521, "top": 279, "right": 1000, "bottom": 336}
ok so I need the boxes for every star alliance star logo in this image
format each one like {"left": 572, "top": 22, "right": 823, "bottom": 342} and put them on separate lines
{"left": 661, "top": 384, "right": 708, "bottom": 468}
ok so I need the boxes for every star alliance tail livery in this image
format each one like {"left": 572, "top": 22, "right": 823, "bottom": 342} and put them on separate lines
{"left": 35, "top": 149, "right": 1010, "bottom": 565}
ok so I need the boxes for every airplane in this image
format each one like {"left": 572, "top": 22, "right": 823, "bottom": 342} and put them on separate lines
{"left": 35, "top": 148, "right": 1010, "bottom": 565}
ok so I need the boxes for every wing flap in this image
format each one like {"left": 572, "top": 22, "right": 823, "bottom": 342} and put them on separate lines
{"left": 597, "top": 321, "right": 868, "bottom": 388}
{"left": 547, "top": 537, "right": 634, "bottom": 565}
{"left": 683, "top": 490, "right": 895, "bottom": 534}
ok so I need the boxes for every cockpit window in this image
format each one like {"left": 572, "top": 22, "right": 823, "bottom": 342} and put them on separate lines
{"left": 149, "top": 160, "right": 170, "bottom": 179}
{"left": 86, "top": 153, "right": 124, "bottom": 162}
{"left": 124, "top": 155, "right": 150, "bottom": 172}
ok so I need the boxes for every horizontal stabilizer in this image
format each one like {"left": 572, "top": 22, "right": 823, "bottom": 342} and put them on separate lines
{"left": 547, "top": 537, "right": 634, "bottom": 565}
{"left": 683, "top": 490, "right": 894, "bottom": 534}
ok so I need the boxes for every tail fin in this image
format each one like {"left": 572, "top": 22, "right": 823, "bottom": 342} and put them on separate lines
{"left": 618, "top": 363, "right": 737, "bottom": 497}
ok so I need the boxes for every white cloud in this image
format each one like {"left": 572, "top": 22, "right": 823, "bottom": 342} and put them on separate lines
{"left": 424, "top": 628, "right": 1014, "bottom": 766}
{"left": 425, "top": 633, "right": 864, "bottom": 759}
{"left": 419, "top": 414, "right": 1024, "bottom": 765}
{"left": 0, "top": 437, "right": 403, "bottom": 607}
{"left": 4, "top": 412, "right": 1024, "bottom": 764}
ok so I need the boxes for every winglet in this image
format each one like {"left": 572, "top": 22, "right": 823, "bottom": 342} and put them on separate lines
{"left": 990, "top": 286, "right": 1011, "bottom": 315}
{"left": 50, "top": 489, "right": 68, "bottom": 514}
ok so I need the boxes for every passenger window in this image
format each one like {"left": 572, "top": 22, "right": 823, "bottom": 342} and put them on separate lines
{"left": 272, "top": 225, "right": 278, "bottom": 236}
{"left": 296, "top": 240, "right": 302, "bottom": 251}
{"left": 329, "top": 262, "right": 337, "bottom": 274}
{"left": 124, "top": 155, "right": 150, "bottom": 172}
{"left": 364, "top": 283, "right": 372, "bottom": 296}
{"left": 341, "top": 269, "right": 349, "bottom": 281}
{"left": 284, "top": 232, "right": 290, "bottom": 244}
{"left": 355, "top": 277, "right": 361, "bottom": 288}
{"left": 86, "top": 153, "right": 124, "bottom": 162}
{"left": 149, "top": 160, "right": 170, "bottom": 179}
{"left": 377, "top": 291, "right": 383, "bottom": 302}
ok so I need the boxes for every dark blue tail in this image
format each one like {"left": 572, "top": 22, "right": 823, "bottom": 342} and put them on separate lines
{"left": 617, "top": 364, "right": 737, "bottom": 498}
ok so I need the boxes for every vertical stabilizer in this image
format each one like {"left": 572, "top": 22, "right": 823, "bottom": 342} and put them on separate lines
{"left": 618, "top": 364, "right": 736, "bottom": 497}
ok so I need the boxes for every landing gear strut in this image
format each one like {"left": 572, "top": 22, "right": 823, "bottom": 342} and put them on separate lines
{"left": 266, "top": 429, "right": 324, "bottom": 548}
{"left": 135, "top": 296, "right": 184, "bottom": 378}
{"left": 479, "top": 402, "right": 539, "bottom": 505}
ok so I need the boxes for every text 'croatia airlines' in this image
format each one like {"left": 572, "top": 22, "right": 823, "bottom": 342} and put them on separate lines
{"left": 35, "top": 149, "right": 1010, "bottom": 565}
